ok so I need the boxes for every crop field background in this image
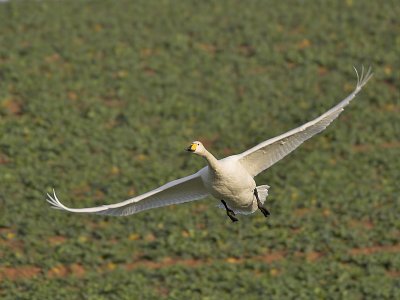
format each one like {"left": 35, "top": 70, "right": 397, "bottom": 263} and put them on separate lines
{"left": 0, "top": 0, "right": 399, "bottom": 299}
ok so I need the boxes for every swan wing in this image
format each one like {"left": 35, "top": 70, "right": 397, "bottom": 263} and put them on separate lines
{"left": 238, "top": 66, "right": 373, "bottom": 177}
{"left": 46, "top": 172, "right": 209, "bottom": 216}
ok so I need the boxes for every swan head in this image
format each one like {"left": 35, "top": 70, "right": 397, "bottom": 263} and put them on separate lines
{"left": 186, "top": 141, "right": 206, "bottom": 156}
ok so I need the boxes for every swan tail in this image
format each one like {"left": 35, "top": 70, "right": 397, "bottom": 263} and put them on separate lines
{"left": 256, "top": 184, "right": 270, "bottom": 205}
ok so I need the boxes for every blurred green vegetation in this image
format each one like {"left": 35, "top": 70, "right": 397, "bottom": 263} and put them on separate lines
{"left": 0, "top": 0, "right": 399, "bottom": 299}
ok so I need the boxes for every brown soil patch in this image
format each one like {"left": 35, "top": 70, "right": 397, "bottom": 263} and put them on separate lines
{"left": 0, "top": 266, "right": 41, "bottom": 281}
{"left": 306, "top": 251, "right": 324, "bottom": 262}
{"left": 293, "top": 250, "right": 324, "bottom": 262}
{"left": 349, "top": 244, "right": 400, "bottom": 255}
{"left": 0, "top": 153, "right": 10, "bottom": 165}
{"left": 69, "top": 263, "right": 86, "bottom": 277}
{"left": 348, "top": 220, "right": 374, "bottom": 230}
{"left": 0, "top": 240, "right": 24, "bottom": 252}
{"left": 47, "top": 263, "right": 86, "bottom": 278}
{"left": 247, "top": 66, "right": 268, "bottom": 75}
{"left": 386, "top": 270, "right": 400, "bottom": 278}
{"left": 352, "top": 141, "right": 400, "bottom": 153}
{"left": 257, "top": 251, "right": 286, "bottom": 263}
{"left": 197, "top": 43, "right": 217, "bottom": 54}
{"left": 294, "top": 208, "right": 312, "bottom": 217}
{"left": 48, "top": 235, "right": 67, "bottom": 246}
{"left": 47, "top": 264, "right": 69, "bottom": 278}
{"left": 1, "top": 98, "right": 23, "bottom": 115}
{"left": 238, "top": 44, "right": 256, "bottom": 57}
{"left": 126, "top": 257, "right": 204, "bottom": 271}
{"left": 3, "top": 243, "right": 399, "bottom": 281}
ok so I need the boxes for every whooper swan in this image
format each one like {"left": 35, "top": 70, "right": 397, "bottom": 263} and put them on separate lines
{"left": 47, "top": 67, "right": 372, "bottom": 222}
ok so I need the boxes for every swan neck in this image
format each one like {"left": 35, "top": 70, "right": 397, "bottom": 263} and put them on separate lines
{"left": 202, "top": 150, "right": 219, "bottom": 170}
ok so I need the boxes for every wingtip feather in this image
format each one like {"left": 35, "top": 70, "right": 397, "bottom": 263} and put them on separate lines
{"left": 353, "top": 65, "right": 373, "bottom": 90}
{"left": 46, "top": 189, "right": 68, "bottom": 210}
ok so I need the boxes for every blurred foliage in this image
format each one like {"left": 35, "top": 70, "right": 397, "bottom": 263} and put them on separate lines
{"left": 0, "top": 0, "right": 399, "bottom": 299}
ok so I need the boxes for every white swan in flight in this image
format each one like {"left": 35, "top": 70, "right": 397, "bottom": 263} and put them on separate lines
{"left": 47, "top": 67, "right": 372, "bottom": 222}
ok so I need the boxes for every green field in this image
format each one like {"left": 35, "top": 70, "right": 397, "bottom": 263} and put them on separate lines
{"left": 0, "top": 0, "right": 399, "bottom": 299}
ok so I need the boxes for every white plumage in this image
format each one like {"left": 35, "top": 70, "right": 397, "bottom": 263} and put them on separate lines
{"left": 47, "top": 66, "right": 372, "bottom": 221}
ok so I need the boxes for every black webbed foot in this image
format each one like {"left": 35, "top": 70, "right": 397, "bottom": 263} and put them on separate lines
{"left": 254, "top": 188, "right": 270, "bottom": 218}
{"left": 258, "top": 206, "right": 271, "bottom": 218}
{"left": 221, "top": 200, "right": 238, "bottom": 222}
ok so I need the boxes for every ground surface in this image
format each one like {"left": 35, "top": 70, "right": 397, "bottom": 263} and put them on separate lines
{"left": 0, "top": 0, "right": 399, "bottom": 299}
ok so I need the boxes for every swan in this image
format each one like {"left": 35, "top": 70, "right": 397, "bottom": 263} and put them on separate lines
{"left": 46, "top": 66, "right": 372, "bottom": 222}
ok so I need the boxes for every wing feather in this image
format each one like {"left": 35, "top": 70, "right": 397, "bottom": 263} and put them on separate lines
{"left": 47, "top": 172, "right": 209, "bottom": 216}
{"left": 238, "top": 66, "right": 372, "bottom": 177}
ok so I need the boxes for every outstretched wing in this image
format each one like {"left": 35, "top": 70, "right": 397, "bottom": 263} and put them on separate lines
{"left": 47, "top": 172, "right": 209, "bottom": 216}
{"left": 238, "top": 66, "right": 373, "bottom": 177}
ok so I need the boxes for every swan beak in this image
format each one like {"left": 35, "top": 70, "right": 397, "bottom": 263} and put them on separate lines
{"left": 186, "top": 143, "right": 197, "bottom": 152}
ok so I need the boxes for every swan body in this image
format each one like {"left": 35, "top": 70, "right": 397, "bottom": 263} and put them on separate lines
{"left": 198, "top": 156, "right": 258, "bottom": 214}
{"left": 46, "top": 67, "right": 373, "bottom": 221}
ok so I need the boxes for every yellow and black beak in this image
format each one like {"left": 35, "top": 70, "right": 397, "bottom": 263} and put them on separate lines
{"left": 186, "top": 143, "right": 197, "bottom": 152}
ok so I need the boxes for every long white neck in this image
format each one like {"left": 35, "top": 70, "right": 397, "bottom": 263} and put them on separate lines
{"left": 201, "top": 149, "right": 219, "bottom": 171}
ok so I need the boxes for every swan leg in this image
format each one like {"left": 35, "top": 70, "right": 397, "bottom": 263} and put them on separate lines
{"left": 220, "top": 200, "right": 238, "bottom": 222}
{"left": 254, "top": 189, "right": 270, "bottom": 218}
